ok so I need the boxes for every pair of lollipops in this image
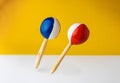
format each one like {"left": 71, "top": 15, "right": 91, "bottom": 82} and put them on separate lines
{"left": 35, "top": 17, "right": 90, "bottom": 73}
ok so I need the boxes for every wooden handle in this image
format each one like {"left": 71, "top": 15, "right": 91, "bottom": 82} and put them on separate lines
{"left": 34, "top": 39, "right": 48, "bottom": 69}
{"left": 51, "top": 42, "right": 71, "bottom": 73}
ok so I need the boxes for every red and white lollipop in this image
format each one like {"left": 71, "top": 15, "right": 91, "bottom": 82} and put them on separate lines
{"left": 51, "top": 23, "right": 90, "bottom": 73}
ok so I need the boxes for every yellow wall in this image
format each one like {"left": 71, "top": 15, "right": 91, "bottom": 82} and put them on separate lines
{"left": 0, "top": 0, "right": 120, "bottom": 55}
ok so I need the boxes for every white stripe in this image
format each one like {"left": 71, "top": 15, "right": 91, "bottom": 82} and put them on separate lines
{"left": 49, "top": 18, "right": 60, "bottom": 39}
{"left": 67, "top": 23, "right": 81, "bottom": 42}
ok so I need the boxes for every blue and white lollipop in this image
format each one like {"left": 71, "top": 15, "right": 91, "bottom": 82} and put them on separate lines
{"left": 35, "top": 17, "right": 60, "bottom": 68}
{"left": 40, "top": 17, "right": 60, "bottom": 39}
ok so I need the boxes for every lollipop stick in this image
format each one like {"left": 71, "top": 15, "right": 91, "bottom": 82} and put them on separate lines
{"left": 51, "top": 42, "right": 71, "bottom": 73}
{"left": 35, "top": 38, "right": 48, "bottom": 69}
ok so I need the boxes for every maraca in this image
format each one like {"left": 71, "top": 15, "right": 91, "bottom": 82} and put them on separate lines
{"left": 35, "top": 17, "right": 60, "bottom": 69}
{"left": 51, "top": 23, "right": 90, "bottom": 73}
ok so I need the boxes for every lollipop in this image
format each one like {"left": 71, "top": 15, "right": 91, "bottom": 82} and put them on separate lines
{"left": 35, "top": 17, "right": 60, "bottom": 69}
{"left": 51, "top": 23, "right": 90, "bottom": 73}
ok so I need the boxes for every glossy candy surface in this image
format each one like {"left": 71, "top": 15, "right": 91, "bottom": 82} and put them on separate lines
{"left": 40, "top": 17, "right": 60, "bottom": 39}
{"left": 68, "top": 23, "right": 89, "bottom": 45}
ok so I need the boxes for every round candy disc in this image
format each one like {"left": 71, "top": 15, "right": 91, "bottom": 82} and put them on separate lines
{"left": 40, "top": 17, "right": 60, "bottom": 39}
{"left": 68, "top": 23, "right": 89, "bottom": 45}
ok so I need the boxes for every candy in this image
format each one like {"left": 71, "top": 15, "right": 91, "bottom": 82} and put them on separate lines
{"left": 68, "top": 23, "right": 89, "bottom": 45}
{"left": 35, "top": 17, "right": 60, "bottom": 69}
{"left": 40, "top": 17, "right": 60, "bottom": 39}
{"left": 51, "top": 23, "right": 90, "bottom": 73}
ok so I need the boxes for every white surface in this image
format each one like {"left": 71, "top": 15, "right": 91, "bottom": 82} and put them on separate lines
{"left": 0, "top": 55, "right": 120, "bottom": 83}
{"left": 68, "top": 23, "right": 80, "bottom": 42}
{"left": 49, "top": 18, "right": 60, "bottom": 39}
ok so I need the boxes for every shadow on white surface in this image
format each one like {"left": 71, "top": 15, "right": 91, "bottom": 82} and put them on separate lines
{"left": 34, "top": 56, "right": 81, "bottom": 76}
{"left": 0, "top": 55, "right": 120, "bottom": 83}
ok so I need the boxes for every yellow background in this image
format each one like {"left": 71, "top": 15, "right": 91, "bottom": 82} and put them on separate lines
{"left": 0, "top": 0, "right": 120, "bottom": 55}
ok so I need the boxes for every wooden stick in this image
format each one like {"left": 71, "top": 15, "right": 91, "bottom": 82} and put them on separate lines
{"left": 34, "top": 38, "right": 48, "bottom": 69}
{"left": 51, "top": 42, "right": 71, "bottom": 73}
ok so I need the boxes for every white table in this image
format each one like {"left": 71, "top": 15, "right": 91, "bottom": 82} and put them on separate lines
{"left": 0, "top": 55, "right": 120, "bottom": 83}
